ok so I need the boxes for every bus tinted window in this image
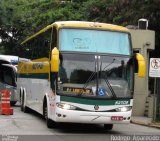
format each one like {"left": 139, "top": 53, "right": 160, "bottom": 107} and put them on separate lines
{"left": 24, "top": 29, "right": 52, "bottom": 60}
{"left": 0, "top": 66, "right": 16, "bottom": 87}
{"left": 59, "top": 29, "right": 131, "bottom": 55}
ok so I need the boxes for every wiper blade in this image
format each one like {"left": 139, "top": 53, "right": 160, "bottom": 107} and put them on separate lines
{"left": 103, "top": 75, "right": 117, "bottom": 98}
{"left": 78, "top": 71, "right": 96, "bottom": 96}
{"left": 78, "top": 58, "right": 117, "bottom": 97}
{"left": 102, "top": 58, "right": 115, "bottom": 71}
{"left": 100, "top": 59, "right": 117, "bottom": 98}
{"left": 78, "top": 55, "right": 100, "bottom": 96}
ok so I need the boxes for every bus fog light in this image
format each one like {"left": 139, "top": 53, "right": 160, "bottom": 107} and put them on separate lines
{"left": 56, "top": 103, "right": 76, "bottom": 110}
{"left": 115, "top": 106, "right": 132, "bottom": 112}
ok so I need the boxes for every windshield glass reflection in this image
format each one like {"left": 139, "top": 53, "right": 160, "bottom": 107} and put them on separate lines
{"left": 57, "top": 53, "right": 133, "bottom": 98}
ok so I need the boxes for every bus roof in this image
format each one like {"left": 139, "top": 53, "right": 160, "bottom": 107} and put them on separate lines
{"left": 54, "top": 21, "right": 129, "bottom": 31}
{"left": 21, "top": 21, "right": 130, "bottom": 44}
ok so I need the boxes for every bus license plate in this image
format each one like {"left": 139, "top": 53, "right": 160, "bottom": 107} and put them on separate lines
{"left": 111, "top": 116, "right": 123, "bottom": 121}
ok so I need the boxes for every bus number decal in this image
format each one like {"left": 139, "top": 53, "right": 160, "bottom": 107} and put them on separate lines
{"left": 115, "top": 101, "right": 129, "bottom": 105}
{"left": 32, "top": 63, "right": 44, "bottom": 69}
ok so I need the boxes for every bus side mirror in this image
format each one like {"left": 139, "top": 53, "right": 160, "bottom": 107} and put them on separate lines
{"left": 135, "top": 53, "right": 146, "bottom": 77}
{"left": 51, "top": 47, "right": 59, "bottom": 73}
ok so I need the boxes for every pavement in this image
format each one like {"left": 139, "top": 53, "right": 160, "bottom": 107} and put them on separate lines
{"left": 131, "top": 116, "right": 160, "bottom": 129}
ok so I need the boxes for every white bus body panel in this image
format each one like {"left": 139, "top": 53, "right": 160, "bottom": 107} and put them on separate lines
{"left": 51, "top": 97, "right": 132, "bottom": 124}
{"left": 17, "top": 78, "right": 50, "bottom": 115}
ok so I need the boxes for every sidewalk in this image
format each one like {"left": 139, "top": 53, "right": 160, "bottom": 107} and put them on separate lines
{"left": 131, "top": 116, "right": 160, "bottom": 129}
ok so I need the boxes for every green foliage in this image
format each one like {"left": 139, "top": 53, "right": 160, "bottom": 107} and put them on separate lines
{"left": 0, "top": 0, "right": 160, "bottom": 57}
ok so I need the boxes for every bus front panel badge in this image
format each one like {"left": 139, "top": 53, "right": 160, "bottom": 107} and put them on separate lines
{"left": 94, "top": 105, "right": 99, "bottom": 110}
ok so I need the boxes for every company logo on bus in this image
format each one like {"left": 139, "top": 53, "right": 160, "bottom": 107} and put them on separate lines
{"left": 115, "top": 101, "right": 129, "bottom": 105}
{"left": 94, "top": 105, "right": 99, "bottom": 110}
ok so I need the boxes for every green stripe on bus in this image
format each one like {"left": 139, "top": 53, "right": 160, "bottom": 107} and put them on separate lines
{"left": 60, "top": 96, "right": 130, "bottom": 105}
{"left": 17, "top": 73, "right": 48, "bottom": 79}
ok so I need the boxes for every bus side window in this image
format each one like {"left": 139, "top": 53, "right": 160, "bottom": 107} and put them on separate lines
{"left": 36, "top": 29, "right": 51, "bottom": 59}
{"left": 25, "top": 41, "right": 33, "bottom": 59}
{"left": 3, "top": 68, "right": 13, "bottom": 86}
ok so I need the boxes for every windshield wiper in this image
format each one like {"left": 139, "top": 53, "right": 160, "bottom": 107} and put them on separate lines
{"left": 100, "top": 59, "right": 117, "bottom": 98}
{"left": 102, "top": 74, "right": 117, "bottom": 98}
{"left": 102, "top": 58, "right": 115, "bottom": 71}
{"left": 78, "top": 57, "right": 97, "bottom": 96}
{"left": 78, "top": 71, "right": 96, "bottom": 96}
{"left": 78, "top": 58, "right": 117, "bottom": 97}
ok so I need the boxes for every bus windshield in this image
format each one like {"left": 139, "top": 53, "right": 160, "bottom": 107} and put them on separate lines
{"left": 59, "top": 29, "right": 131, "bottom": 55}
{"left": 57, "top": 53, "right": 133, "bottom": 98}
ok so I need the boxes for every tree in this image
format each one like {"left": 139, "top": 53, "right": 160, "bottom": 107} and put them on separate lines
{"left": 83, "top": 0, "right": 160, "bottom": 56}
{"left": 0, "top": 0, "right": 160, "bottom": 57}
{"left": 0, "top": 0, "right": 30, "bottom": 56}
{"left": 0, "top": 0, "right": 84, "bottom": 57}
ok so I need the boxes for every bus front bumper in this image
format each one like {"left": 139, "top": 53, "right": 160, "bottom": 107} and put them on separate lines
{"left": 53, "top": 108, "right": 132, "bottom": 124}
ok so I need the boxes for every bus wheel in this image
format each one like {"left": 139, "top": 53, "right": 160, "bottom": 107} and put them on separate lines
{"left": 21, "top": 94, "right": 29, "bottom": 113}
{"left": 20, "top": 94, "right": 24, "bottom": 111}
{"left": 104, "top": 124, "right": 113, "bottom": 130}
{"left": 10, "top": 101, "right": 17, "bottom": 106}
{"left": 44, "top": 102, "right": 54, "bottom": 128}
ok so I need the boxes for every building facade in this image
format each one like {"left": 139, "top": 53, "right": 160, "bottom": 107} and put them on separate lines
{"left": 130, "top": 29, "right": 155, "bottom": 117}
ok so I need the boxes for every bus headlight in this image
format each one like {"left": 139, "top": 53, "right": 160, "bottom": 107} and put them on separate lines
{"left": 115, "top": 106, "right": 132, "bottom": 112}
{"left": 56, "top": 103, "right": 76, "bottom": 110}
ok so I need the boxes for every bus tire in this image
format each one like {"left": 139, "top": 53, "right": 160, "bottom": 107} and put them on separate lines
{"left": 10, "top": 101, "right": 17, "bottom": 106}
{"left": 20, "top": 94, "right": 24, "bottom": 112}
{"left": 21, "top": 94, "right": 29, "bottom": 113}
{"left": 43, "top": 100, "right": 56, "bottom": 128}
{"left": 19, "top": 89, "right": 22, "bottom": 105}
{"left": 104, "top": 124, "right": 113, "bottom": 130}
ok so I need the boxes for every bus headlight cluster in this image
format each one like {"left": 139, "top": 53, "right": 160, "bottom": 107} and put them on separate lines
{"left": 115, "top": 106, "right": 132, "bottom": 112}
{"left": 56, "top": 103, "right": 76, "bottom": 110}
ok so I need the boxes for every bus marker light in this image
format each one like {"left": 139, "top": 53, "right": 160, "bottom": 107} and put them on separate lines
{"left": 111, "top": 116, "right": 123, "bottom": 121}
{"left": 63, "top": 115, "right": 66, "bottom": 118}
{"left": 57, "top": 113, "right": 61, "bottom": 117}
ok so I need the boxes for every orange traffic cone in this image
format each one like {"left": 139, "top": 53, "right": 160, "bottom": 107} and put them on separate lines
{"left": 0, "top": 89, "right": 13, "bottom": 115}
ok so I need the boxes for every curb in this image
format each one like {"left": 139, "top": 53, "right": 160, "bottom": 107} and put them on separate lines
{"left": 131, "top": 120, "right": 149, "bottom": 126}
{"left": 149, "top": 122, "right": 160, "bottom": 129}
{"left": 131, "top": 120, "right": 160, "bottom": 129}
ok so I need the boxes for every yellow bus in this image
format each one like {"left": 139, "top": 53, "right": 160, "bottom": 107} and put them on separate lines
{"left": 17, "top": 21, "right": 145, "bottom": 130}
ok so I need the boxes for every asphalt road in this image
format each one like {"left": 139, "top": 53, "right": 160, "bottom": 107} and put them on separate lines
{"left": 0, "top": 104, "right": 160, "bottom": 141}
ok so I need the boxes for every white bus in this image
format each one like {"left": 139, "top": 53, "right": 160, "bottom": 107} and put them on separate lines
{"left": 17, "top": 21, "right": 146, "bottom": 130}
{"left": 0, "top": 55, "right": 18, "bottom": 105}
